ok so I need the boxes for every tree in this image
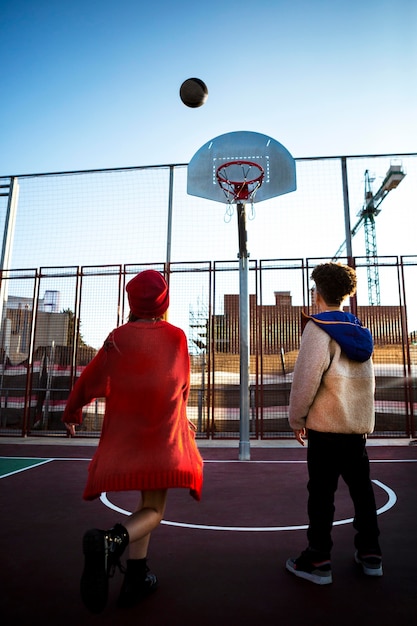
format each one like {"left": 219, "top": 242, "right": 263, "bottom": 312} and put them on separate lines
{"left": 61, "top": 309, "right": 91, "bottom": 349}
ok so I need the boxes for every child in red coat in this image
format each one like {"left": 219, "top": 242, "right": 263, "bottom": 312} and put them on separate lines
{"left": 63, "top": 270, "right": 203, "bottom": 613}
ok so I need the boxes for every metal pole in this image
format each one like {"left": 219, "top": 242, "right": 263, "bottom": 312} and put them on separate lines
{"left": 166, "top": 166, "right": 174, "bottom": 267}
{"left": 237, "top": 202, "right": 250, "bottom": 460}
{"left": 0, "top": 177, "right": 19, "bottom": 333}
{"left": 341, "top": 158, "right": 352, "bottom": 260}
{"left": 340, "top": 158, "right": 358, "bottom": 314}
{"left": 0, "top": 177, "right": 19, "bottom": 269}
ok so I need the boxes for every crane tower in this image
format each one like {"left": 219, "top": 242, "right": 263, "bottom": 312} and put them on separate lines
{"left": 333, "top": 163, "right": 406, "bottom": 305}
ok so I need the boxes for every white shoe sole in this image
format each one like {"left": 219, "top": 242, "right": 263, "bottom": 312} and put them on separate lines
{"left": 286, "top": 558, "right": 333, "bottom": 585}
{"left": 354, "top": 551, "right": 383, "bottom": 576}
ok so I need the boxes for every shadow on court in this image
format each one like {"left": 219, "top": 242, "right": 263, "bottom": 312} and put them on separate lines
{"left": 1, "top": 441, "right": 416, "bottom": 626}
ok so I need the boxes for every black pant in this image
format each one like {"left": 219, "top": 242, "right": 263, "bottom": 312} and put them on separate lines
{"left": 306, "top": 429, "right": 381, "bottom": 558}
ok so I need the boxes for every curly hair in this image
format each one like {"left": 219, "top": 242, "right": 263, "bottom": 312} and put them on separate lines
{"left": 311, "top": 262, "right": 357, "bottom": 306}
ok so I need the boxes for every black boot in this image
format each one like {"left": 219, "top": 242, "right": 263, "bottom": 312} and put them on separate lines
{"left": 117, "top": 558, "right": 158, "bottom": 608}
{"left": 80, "top": 523, "right": 129, "bottom": 613}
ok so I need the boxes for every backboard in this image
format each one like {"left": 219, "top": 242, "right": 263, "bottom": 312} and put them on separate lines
{"left": 187, "top": 130, "right": 296, "bottom": 204}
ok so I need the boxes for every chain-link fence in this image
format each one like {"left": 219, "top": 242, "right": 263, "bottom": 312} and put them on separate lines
{"left": 0, "top": 154, "right": 416, "bottom": 439}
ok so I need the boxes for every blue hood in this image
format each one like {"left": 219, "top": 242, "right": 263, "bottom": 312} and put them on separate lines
{"left": 302, "top": 311, "right": 373, "bottom": 362}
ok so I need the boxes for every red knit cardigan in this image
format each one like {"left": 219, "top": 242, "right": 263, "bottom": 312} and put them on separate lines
{"left": 62, "top": 320, "right": 203, "bottom": 501}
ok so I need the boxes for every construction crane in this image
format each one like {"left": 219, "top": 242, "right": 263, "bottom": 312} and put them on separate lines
{"left": 333, "top": 163, "right": 406, "bottom": 305}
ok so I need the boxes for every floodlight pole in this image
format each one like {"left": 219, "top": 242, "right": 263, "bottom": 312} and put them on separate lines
{"left": 237, "top": 201, "right": 250, "bottom": 461}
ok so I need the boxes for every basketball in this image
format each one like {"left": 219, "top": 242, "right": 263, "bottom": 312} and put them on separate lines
{"left": 179, "top": 78, "right": 208, "bottom": 108}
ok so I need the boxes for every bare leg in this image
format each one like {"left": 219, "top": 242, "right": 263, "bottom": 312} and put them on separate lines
{"left": 123, "top": 489, "right": 168, "bottom": 559}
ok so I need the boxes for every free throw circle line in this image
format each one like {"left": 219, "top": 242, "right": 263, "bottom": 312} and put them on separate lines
{"left": 100, "top": 478, "right": 396, "bottom": 532}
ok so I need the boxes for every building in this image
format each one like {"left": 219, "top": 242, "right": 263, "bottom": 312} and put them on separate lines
{"left": 2, "top": 291, "right": 68, "bottom": 361}
{"left": 213, "top": 291, "right": 404, "bottom": 355}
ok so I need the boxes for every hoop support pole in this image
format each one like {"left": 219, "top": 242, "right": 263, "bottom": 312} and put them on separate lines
{"left": 237, "top": 202, "right": 248, "bottom": 259}
{"left": 237, "top": 202, "right": 250, "bottom": 461}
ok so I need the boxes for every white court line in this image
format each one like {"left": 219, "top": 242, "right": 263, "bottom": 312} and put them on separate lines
{"left": 203, "top": 459, "right": 417, "bottom": 463}
{"left": 2, "top": 456, "right": 416, "bottom": 464}
{"left": 0, "top": 456, "right": 406, "bottom": 529}
{"left": 0, "top": 456, "right": 91, "bottom": 480}
{"left": 0, "top": 456, "right": 92, "bottom": 462}
{"left": 368, "top": 459, "right": 417, "bottom": 463}
{"left": 0, "top": 458, "right": 54, "bottom": 479}
{"left": 100, "top": 461, "right": 400, "bottom": 532}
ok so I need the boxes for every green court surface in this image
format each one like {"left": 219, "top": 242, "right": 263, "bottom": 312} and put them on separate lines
{"left": 0, "top": 457, "right": 50, "bottom": 478}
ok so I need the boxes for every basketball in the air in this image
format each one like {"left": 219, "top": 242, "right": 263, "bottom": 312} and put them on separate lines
{"left": 179, "top": 78, "right": 208, "bottom": 108}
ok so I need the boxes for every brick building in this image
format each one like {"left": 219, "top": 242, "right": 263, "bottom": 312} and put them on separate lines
{"left": 214, "top": 292, "right": 404, "bottom": 355}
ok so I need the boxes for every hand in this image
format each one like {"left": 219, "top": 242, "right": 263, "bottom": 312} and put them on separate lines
{"left": 293, "top": 428, "right": 306, "bottom": 446}
{"left": 188, "top": 418, "right": 197, "bottom": 431}
{"left": 65, "top": 423, "right": 76, "bottom": 437}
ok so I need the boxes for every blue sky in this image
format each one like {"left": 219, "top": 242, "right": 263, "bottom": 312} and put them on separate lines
{"left": 0, "top": 0, "right": 416, "bottom": 347}
{"left": 1, "top": 0, "right": 416, "bottom": 176}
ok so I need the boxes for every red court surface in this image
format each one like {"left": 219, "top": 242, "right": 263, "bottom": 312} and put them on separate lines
{"left": 1, "top": 439, "right": 416, "bottom": 626}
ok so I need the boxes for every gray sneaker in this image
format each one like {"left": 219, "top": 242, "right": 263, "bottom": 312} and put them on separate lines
{"left": 286, "top": 549, "right": 332, "bottom": 585}
{"left": 354, "top": 551, "right": 383, "bottom": 577}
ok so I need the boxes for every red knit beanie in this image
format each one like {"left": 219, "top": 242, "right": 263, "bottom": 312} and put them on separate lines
{"left": 126, "top": 270, "right": 169, "bottom": 318}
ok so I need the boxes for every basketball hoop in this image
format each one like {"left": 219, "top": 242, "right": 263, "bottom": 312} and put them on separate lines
{"left": 216, "top": 160, "right": 264, "bottom": 203}
{"left": 187, "top": 131, "right": 297, "bottom": 461}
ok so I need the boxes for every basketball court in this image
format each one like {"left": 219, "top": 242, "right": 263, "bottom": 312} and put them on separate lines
{"left": 1, "top": 133, "right": 415, "bottom": 626}
{"left": 1, "top": 437, "right": 416, "bottom": 626}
